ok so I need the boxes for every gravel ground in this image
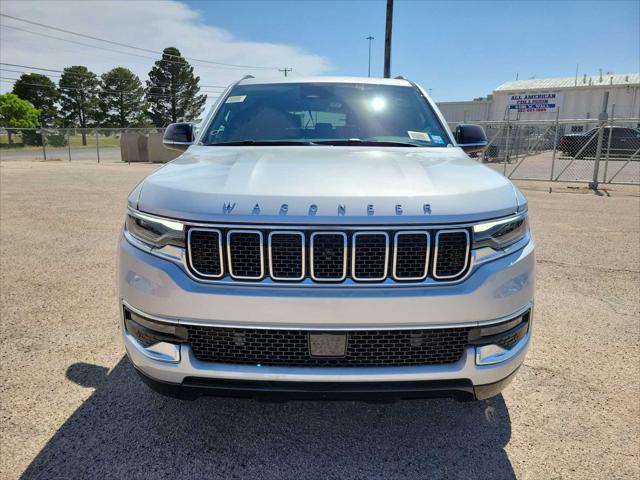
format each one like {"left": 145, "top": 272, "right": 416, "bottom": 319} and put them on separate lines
{"left": 1, "top": 160, "right": 638, "bottom": 480}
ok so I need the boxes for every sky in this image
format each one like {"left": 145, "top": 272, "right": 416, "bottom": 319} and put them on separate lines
{"left": 1, "top": 0, "right": 639, "bottom": 106}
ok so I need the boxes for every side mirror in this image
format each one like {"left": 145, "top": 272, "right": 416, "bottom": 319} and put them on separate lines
{"left": 163, "top": 123, "right": 194, "bottom": 151}
{"left": 455, "top": 124, "right": 488, "bottom": 154}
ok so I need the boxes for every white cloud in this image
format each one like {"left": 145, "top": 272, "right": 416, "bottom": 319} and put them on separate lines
{"left": 0, "top": 0, "right": 330, "bottom": 108}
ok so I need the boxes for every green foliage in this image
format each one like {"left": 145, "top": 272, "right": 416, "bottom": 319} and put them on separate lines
{"left": 12, "top": 73, "right": 59, "bottom": 126}
{"left": 58, "top": 66, "right": 100, "bottom": 129}
{"left": 99, "top": 67, "right": 149, "bottom": 128}
{"left": 0, "top": 93, "right": 40, "bottom": 128}
{"left": 145, "top": 47, "right": 207, "bottom": 126}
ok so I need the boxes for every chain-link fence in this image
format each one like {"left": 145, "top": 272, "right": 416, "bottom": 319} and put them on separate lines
{"left": 449, "top": 118, "right": 640, "bottom": 185}
{"left": 2, "top": 121, "right": 640, "bottom": 184}
{"left": 0, "top": 127, "right": 181, "bottom": 164}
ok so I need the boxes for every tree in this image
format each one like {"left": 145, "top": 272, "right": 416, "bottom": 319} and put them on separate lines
{"left": 146, "top": 47, "right": 206, "bottom": 126}
{"left": 99, "top": 67, "right": 148, "bottom": 128}
{"left": 0, "top": 93, "right": 40, "bottom": 145}
{"left": 58, "top": 66, "right": 100, "bottom": 145}
{"left": 12, "top": 73, "right": 59, "bottom": 126}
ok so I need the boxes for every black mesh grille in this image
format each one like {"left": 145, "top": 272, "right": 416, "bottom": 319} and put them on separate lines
{"left": 188, "top": 326, "right": 471, "bottom": 367}
{"left": 228, "top": 231, "right": 263, "bottom": 278}
{"left": 435, "top": 231, "right": 469, "bottom": 278}
{"left": 189, "top": 230, "right": 222, "bottom": 277}
{"left": 270, "top": 233, "right": 304, "bottom": 279}
{"left": 353, "top": 233, "right": 388, "bottom": 280}
{"left": 187, "top": 227, "right": 470, "bottom": 283}
{"left": 312, "top": 234, "right": 346, "bottom": 280}
{"left": 394, "top": 233, "right": 429, "bottom": 279}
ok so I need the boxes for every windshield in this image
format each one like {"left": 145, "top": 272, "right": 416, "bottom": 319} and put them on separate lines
{"left": 202, "top": 82, "right": 451, "bottom": 147}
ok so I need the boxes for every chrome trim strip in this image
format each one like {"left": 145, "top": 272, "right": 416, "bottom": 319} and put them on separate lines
{"left": 392, "top": 231, "right": 430, "bottom": 281}
{"left": 351, "top": 232, "right": 389, "bottom": 282}
{"left": 187, "top": 228, "right": 224, "bottom": 279}
{"left": 310, "top": 232, "right": 348, "bottom": 282}
{"left": 433, "top": 229, "right": 471, "bottom": 280}
{"left": 121, "top": 300, "right": 532, "bottom": 331}
{"left": 226, "top": 230, "right": 265, "bottom": 280}
{"left": 475, "top": 332, "right": 530, "bottom": 366}
{"left": 268, "top": 231, "right": 305, "bottom": 281}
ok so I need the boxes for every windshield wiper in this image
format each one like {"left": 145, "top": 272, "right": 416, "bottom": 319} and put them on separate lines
{"left": 312, "top": 139, "right": 419, "bottom": 147}
{"left": 207, "top": 140, "right": 320, "bottom": 146}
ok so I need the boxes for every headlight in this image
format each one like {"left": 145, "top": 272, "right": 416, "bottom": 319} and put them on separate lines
{"left": 472, "top": 213, "right": 529, "bottom": 250}
{"left": 125, "top": 209, "right": 185, "bottom": 248}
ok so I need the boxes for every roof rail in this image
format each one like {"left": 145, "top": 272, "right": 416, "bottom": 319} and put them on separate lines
{"left": 240, "top": 75, "right": 255, "bottom": 81}
{"left": 394, "top": 75, "right": 407, "bottom": 80}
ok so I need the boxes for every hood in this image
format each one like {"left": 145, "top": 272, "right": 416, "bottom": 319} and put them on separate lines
{"left": 136, "top": 145, "right": 519, "bottom": 224}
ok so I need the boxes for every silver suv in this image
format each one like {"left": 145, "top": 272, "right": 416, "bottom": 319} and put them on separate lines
{"left": 119, "top": 76, "right": 534, "bottom": 401}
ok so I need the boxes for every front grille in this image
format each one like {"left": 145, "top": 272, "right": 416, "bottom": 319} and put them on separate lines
{"left": 187, "top": 325, "right": 471, "bottom": 367}
{"left": 187, "top": 226, "right": 471, "bottom": 284}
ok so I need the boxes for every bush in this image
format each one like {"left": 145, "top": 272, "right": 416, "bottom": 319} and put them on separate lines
{"left": 21, "top": 130, "right": 42, "bottom": 146}
{"left": 47, "top": 134, "right": 68, "bottom": 147}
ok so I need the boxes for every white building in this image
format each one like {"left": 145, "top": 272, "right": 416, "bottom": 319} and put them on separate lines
{"left": 437, "top": 73, "right": 640, "bottom": 125}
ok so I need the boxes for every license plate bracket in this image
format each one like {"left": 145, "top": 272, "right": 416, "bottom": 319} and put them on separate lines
{"left": 308, "top": 332, "right": 347, "bottom": 357}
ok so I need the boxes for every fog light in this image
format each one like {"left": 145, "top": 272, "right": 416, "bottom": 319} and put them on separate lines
{"left": 123, "top": 307, "right": 187, "bottom": 363}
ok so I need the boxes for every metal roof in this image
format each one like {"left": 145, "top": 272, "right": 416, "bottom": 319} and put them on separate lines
{"left": 495, "top": 73, "right": 639, "bottom": 92}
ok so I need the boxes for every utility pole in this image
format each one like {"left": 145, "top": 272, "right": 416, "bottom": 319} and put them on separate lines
{"left": 384, "top": 0, "right": 393, "bottom": 78}
{"left": 366, "top": 36, "right": 374, "bottom": 77}
{"left": 279, "top": 67, "right": 292, "bottom": 78}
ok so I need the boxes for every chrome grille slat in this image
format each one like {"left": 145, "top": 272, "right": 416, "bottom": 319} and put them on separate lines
{"left": 187, "top": 226, "right": 471, "bottom": 284}
{"left": 227, "top": 230, "right": 264, "bottom": 280}
{"left": 352, "top": 232, "right": 389, "bottom": 281}
{"left": 310, "top": 232, "right": 347, "bottom": 282}
{"left": 268, "top": 231, "right": 305, "bottom": 281}
{"left": 393, "top": 231, "right": 430, "bottom": 280}
{"left": 187, "top": 228, "right": 224, "bottom": 278}
{"left": 434, "top": 230, "right": 470, "bottom": 279}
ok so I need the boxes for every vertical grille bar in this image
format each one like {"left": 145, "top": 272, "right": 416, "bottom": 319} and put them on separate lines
{"left": 351, "top": 232, "right": 389, "bottom": 281}
{"left": 268, "top": 231, "right": 305, "bottom": 281}
{"left": 188, "top": 228, "right": 224, "bottom": 278}
{"left": 433, "top": 230, "right": 470, "bottom": 279}
{"left": 310, "top": 232, "right": 347, "bottom": 281}
{"left": 393, "top": 231, "right": 430, "bottom": 280}
{"left": 227, "top": 230, "right": 264, "bottom": 280}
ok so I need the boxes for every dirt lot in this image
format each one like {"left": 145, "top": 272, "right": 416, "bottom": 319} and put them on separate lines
{"left": 1, "top": 160, "right": 638, "bottom": 479}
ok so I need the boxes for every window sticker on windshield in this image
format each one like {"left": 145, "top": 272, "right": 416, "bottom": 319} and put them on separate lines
{"left": 408, "top": 131, "right": 430, "bottom": 141}
{"left": 225, "top": 95, "right": 247, "bottom": 103}
{"left": 431, "top": 135, "right": 444, "bottom": 144}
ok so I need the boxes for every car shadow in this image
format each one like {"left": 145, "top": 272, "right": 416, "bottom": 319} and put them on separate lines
{"left": 21, "top": 358, "right": 515, "bottom": 479}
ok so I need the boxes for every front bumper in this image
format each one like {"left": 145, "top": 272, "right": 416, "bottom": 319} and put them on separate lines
{"left": 119, "top": 236, "right": 534, "bottom": 400}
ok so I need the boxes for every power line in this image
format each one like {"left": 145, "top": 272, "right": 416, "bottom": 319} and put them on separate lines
{"left": 0, "top": 77, "right": 221, "bottom": 98}
{"left": 0, "top": 24, "right": 257, "bottom": 72}
{"left": 1, "top": 13, "right": 278, "bottom": 70}
{"left": 0, "top": 63, "right": 228, "bottom": 89}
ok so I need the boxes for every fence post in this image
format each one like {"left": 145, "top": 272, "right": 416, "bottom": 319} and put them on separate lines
{"left": 503, "top": 114, "right": 510, "bottom": 175}
{"left": 67, "top": 129, "right": 72, "bottom": 161}
{"left": 95, "top": 128, "right": 100, "bottom": 163}
{"left": 590, "top": 92, "right": 609, "bottom": 189}
{"left": 550, "top": 107, "right": 560, "bottom": 180}
{"left": 40, "top": 125, "right": 47, "bottom": 161}
{"left": 603, "top": 104, "right": 615, "bottom": 183}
